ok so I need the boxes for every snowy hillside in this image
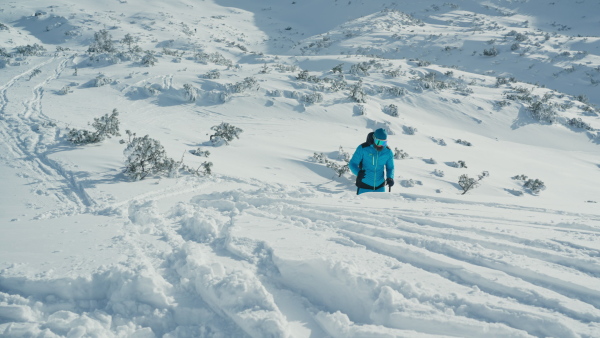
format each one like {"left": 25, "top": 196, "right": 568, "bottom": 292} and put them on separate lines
{"left": 1, "top": 0, "right": 600, "bottom": 337}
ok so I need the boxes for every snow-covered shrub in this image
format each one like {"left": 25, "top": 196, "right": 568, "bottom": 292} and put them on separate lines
{"left": 383, "top": 104, "right": 398, "bottom": 117}
{"left": 402, "top": 179, "right": 417, "bottom": 188}
{"left": 450, "top": 160, "right": 467, "bottom": 168}
{"left": 350, "top": 62, "right": 371, "bottom": 76}
{"left": 383, "top": 69, "right": 402, "bottom": 78}
{"left": 567, "top": 117, "right": 593, "bottom": 130}
{"left": 302, "top": 92, "right": 323, "bottom": 105}
{"left": 394, "top": 148, "right": 409, "bottom": 159}
{"left": 456, "top": 139, "right": 472, "bottom": 146}
{"left": 332, "top": 63, "right": 343, "bottom": 74}
{"left": 16, "top": 44, "right": 46, "bottom": 56}
{"left": 94, "top": 74, "right": 113, "bottom": 87}
{"left": 28, "top": 68, "right": 42, "bottom": 80}
{"left": 67, "top": 109, "right": 121, "bottom": 145}
{"left": 194, "top": 52, "right": 233, "bottom": 67}
{"left": 349, "top": 80, "right": 367, "bottom": 103}
{"left": 203, "top": 70, "right": 220, "bottom": 79}
{"left": 121, "top": 33, "right": 142, "bottom": 53}
{"left": 432, "top": 137, "right": 447, "bottom": 146}
{"left": 528, "top": 101, "right": 558, "bottom": 123}
{"left": 312, "top": 152, "right": 326, "bottom": 163}
{"left": 267, "top": 89, "right": 282, "bottom": 97}
{"left": 88, "top": 29, "right": 115, "bottom": 53}
{"left": 183, "top": 84, "right": 199, "bottom": 102}
{"left": 511, "top": 43, "right": 520, "bottom": 51}
{"left": 329, "top": 79, "right": 347, "bottom": 92}
{"left": 337, "top": 146, "right": 350, "bottom": 162}
{"left": 495, "top": 76, "right": 517, "bottom": 87}
{"left": 512, "top": 174, "right": 528, "bottom": 181}
{"left": 524, "top": 178, "right": 545, "bottom": 194}
{"left": 433, "top": 169, "right": 444, "bottom": 177}
{"left": 403, "top": 126, "right": 417, "bottom": 135}
{"left": 296, "top": 70, "right": 319, "bottom": 83}
{"left": 191, "top": 148, "right": 210, "bottom": 157}
{"left": 227, "top": 77, "right": 259, "bottom": 94}
{"left": 210, "top": 122, "right": 243, "bottom": 145}
{"left": 141, "top": 50, "right": 157, "bottom": 66}
{"left": 458, "top": 174, "right": 478, "bottom": 194}
{"left": 59, "top": 86, "right": 72, "bottom": 95}
{"left": 0, "top": 23, "right": 8, "bottom": 31}
{"left": 123, "top": 133, "right": 180, "bottom": 180}
{"left": 354, "top": 104, "right": 366, "bottom": 115}
{"left": 483, "top": 47, "right": 499, "bottom": 57}
{"left": 326, "top": 160, "right": 349, "bottom": 177}
{"left": 384, "top": 86, "right": 406, "bottom": 97}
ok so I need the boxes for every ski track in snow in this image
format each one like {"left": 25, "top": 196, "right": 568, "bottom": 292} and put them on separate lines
{"left": 6, "top": 182, "right": 596, "bottom": 336}
{"left": 0, "top": 55, "right": 94, "bottom": 215}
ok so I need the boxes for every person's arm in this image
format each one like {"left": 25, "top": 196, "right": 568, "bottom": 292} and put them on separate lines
{"left": 348, "top": 145, "right": 363, "bottom": 176}
{"left": 386, "top": 151, "right": 395, "bottom": 179}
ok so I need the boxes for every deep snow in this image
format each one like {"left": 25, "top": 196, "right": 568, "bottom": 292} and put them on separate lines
{"left": 1, "top": 0, "right": 600, "bottom": 337}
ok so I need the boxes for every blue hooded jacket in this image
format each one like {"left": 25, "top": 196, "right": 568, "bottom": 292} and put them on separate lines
{"left": 348, "top": 130, "right": 394, "bottom": 194}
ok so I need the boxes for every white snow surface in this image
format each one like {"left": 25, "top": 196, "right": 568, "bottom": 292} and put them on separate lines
{"left": 1, "top": 0, "right": 600, "bottom": 337}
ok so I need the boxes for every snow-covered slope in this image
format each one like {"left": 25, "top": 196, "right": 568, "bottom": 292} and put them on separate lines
{"left": 1, "top": 0, "right": 599, "bottom": 337}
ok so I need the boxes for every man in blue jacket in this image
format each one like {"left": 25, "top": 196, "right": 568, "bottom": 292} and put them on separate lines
{"left": 348, "top": 128, "right": 395, "bottom": 195}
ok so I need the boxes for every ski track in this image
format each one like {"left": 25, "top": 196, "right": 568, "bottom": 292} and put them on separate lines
{"left": 123, "top": 186, "right": 600, "bottom": 337}
{"left": 0, "top": 55, "right": 94, "bottom": 214}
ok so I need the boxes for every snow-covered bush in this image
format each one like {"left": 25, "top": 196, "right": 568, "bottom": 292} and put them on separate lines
{"left": 312, "top": 152, "right": 326, "bottom": 163}
{"left": 528, "top": 101, "right": 558, "bottom": 123}
{"left": 332, "top": 63, "right": 343, "bottom": 74}
{"left": 16, "top": 44, "right": 46, "bottom": 56}
{"left": 394, "top": 148, "right": 409, "bottom": 159}
{"left": 458, "top": 171, "right": 488, "bottom": 194}
{"left": 337, "top": 146, "right": 350, "bottom": 162}
{"left": 350, "top": 62, "right": 371, "bottom": 76}
{"left": 296, "top": 70, "right": 321, "bottom": 83}
{"left": 326, "top": 160, "right": 349, "bottom": 177}
{"left": 210, "top": 122, "right": 243, "bottom": 145}
{"left": 456, "top": 139, "right": 472, "bottom": 146}
{"left": 94, "top": 74, "right": 113, "bottom": 87}
{"left": 123, "top": 133, "right": 180, "bottom": 180}
{"left": 59, "top": 86, "right": 72, "bottom": 95}
{"left": 141, "top": 50, "right": 157, "bottom": 67}
{"left": 483, "top": 46, "right": 499, "bottom": 57}
{"left": 226, "top": 77, "right": 259, "bottom": 94}
{"left": 183, "top": 84, "right": 199, "bottom": 102}
{"left": 191, "top": 148, "right": 210, "bottom": 157}
{"left": 433, "top": 169, "right": 444, "bottom": 177}
{"left": 67, "top": 109, "right": 121, "bottom": 145}
{"left": 330, "top": 79, "right": 347, "bottom": 92}
{"left": 567, "top": 117, "right": 593, "bottom": 130}
{"left": 458, "top": 174, "right": 478, "bottom": 194}
{"left": 383, "top": 104, "right": 398, "bottom": 117}
{"left": 354, "top": 104, "right": 366, "bottom": 115}
{"left": 349, "top": 80, "right": 367, "bottom": 103}
{"left": 194, "top": 52, "right": 233, "bottom": 67}
{"left": 524, "top": 178, "right": 546, "bottom": 194}
{"left": 88, "top": 29, "right": 115, "bottom": 53}
{"left": 302, "top": 92, "right": 323, "bottom": 105}
{"left": 450, "top": 160, "right": 467, "bottom": 168}
{"left": 28, "top": 68, "right": 42, "bottom": 80}
{"left": 403, "top": 126, "right": 417, "bottom": 135}
{"left": 121, "top": 33, "right": 142, "bottom": 53}
{"left": 203, "top": 70, "right": 220, "bottom": 79}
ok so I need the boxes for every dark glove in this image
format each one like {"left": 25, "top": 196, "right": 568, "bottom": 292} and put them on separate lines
{"left": 357, "top": 170, "right": 366, "bottom": 181}
{"left": 386, "top": 178, "right": 394, "bottom": 187}
{"left": 356, "top": 170, "right": 366, "bottom": 186}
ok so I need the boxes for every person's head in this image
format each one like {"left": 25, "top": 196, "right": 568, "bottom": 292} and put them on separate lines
{"left": 373, "top": 128, "right": 388, "bottom": 150}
